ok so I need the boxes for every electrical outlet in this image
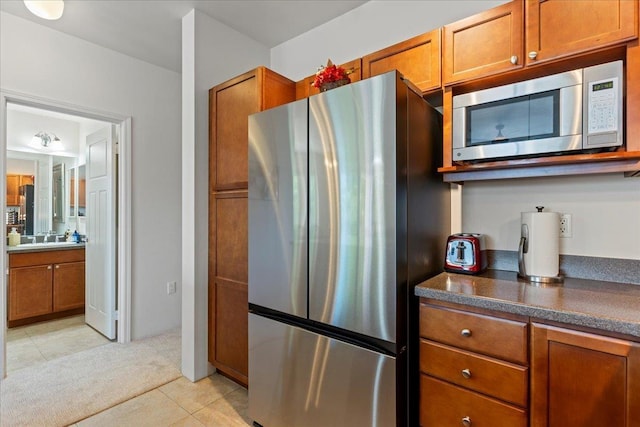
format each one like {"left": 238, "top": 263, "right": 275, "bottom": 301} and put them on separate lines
{"left": 560, "top": 213, "right": 572, "bottom": 238}
{"left": 167, "top": 281, "right": 177, "bottom": 295}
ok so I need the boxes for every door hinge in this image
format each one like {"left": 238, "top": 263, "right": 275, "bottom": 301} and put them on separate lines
{"left": 114, "top": 310, "right": 119, "bottom": 320}
{"left": 115, "top": 142, "right": 119, "bottom": 155}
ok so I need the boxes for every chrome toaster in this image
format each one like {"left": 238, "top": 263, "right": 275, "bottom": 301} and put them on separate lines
{"left": 444, "top": 233, "right": 488, "bottom": 275}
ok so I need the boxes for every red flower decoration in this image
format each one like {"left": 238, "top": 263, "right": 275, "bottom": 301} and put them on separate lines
{"left": 312, "top": 59, "right": 354, "bottom": 89}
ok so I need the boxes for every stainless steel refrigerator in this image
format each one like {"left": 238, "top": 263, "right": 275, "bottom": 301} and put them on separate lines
{"left": 248, "top": 71, "right": 450, "bottom": 426}
{"left": 19, "top": 184, "right": 35, "bottom": 236}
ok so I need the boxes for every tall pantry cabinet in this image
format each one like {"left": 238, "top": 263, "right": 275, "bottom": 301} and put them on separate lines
{"left": 209, "top": 66, "right": 295, "bottom": 386}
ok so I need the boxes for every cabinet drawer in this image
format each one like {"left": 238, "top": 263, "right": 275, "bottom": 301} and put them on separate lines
{"left": 421, "top": 375, "right": 527, "bottom": 427}
{"left": 420, "top": 339, "right": 528, "bottom": 407}
{"left": 9, "top": 249, "right": 85, "bottom": 268}
{"left": 420, "top": 303, "right": 528, "bottom": 364}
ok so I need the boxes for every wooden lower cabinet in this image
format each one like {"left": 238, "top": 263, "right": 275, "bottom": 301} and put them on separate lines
{"left": 209, "top": 192, "right": 249, "bottom": 386}
{"left": 421, "top": 375, "right": 527, "bottom": 427}
{"left": 419, "top": 300, "right": 529, "bottom": 426}
{"left": 9, "top": 265, "right": 53, "bottom": 320}
{"left": 210, "top": 278, "right": 248, "bottom": 384}
{"left": 420, "top": 299, "right": 640, "bottom": 427}
{"left": 8, "top": 249, "right": 85, "bottom": 326}
{"left": 53, "top": 261, "right": 85, "bottom": 311}
{"left": 530, "top": 323, "right": 640, "bottom": 427}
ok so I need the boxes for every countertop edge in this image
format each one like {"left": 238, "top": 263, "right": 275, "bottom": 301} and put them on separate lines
{"left": 415, "top": 273, "right": 640, "bottom": 340}
{"left": 7, "top": 243, "right": 86, "bottom": 253}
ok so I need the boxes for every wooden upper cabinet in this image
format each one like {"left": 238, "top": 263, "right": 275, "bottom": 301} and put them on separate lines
{"left": 530, "top": 323, "right": 640, "bottom": 427}
{"left": 295, "top": 58, "right": 362, "bottom": 100}
{"left": 210, "top": 66, "right": 295, "bottom": 191}
{"left": 525, "top": 0, "right": 639, "bottom": 66}
{"left": 443, "top": 1, "right": 523, "bottom": 85}
{"left": 6, "top": 175, "right": 20, "bottom": 206}
{"left": 6, "top": 174, "right": 34, "bottom": 206}
{"left": 362, "top": 29, "right": 441, "bottom": 93}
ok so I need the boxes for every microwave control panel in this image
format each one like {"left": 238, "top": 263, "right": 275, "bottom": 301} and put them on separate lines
{"left": 583, "top": 60, "right": 623, "bottom": 148}
{"left": 587, "top": 77, "right": 618, "bottom": 134}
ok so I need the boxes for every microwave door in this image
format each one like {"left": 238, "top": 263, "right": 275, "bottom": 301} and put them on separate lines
{"left": 453, "top": 85, "right": 582, "bottom": 161}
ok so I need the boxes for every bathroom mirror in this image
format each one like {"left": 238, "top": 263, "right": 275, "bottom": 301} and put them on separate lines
{"left": 52, "top": 163, "right": 65, "bottom": 225}
{"left": 77, "top": 165, "right": 85, "bottom": 217}
{"left": 68, "top": 166, "right": 76, "bottom": 217}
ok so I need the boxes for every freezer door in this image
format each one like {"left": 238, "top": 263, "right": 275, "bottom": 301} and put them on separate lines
{"left": 249, "top": 314, "right": 396, "bottom": 427}
{"left": 308, "top": 72, "right": 399, "bottom": 343}
{"left": 248, "top": 100, "right": 308, "bottom": 317}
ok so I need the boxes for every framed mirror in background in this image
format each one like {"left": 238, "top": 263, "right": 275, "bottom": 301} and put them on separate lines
{"left": 52, "top": 163, "right": 65, "bottom": 225}
{"left": 68, "top": 166, "right": 76, "bottom": 217}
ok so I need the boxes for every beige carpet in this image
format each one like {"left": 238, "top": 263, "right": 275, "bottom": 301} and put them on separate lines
{"left": 0, "top": 329, "right": 182, "bottom": 427}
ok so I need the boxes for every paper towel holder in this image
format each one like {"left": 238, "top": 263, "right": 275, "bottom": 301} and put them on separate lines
{"left": 517, "top": 206, "right": 564, "bottom": 284}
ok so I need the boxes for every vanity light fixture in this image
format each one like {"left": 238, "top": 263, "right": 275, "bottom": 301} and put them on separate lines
{"left": 32, "top": 132, "right": 63, "bottom": 150}
{"left": 24, "top": 0, "right": 64, "bottom": 20}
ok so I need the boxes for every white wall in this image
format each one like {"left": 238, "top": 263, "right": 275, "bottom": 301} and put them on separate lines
{"left": 182, "top": 9, "right": 270, "bottom": 381}
{"left": 271, "top": 0, "right": 509, "bottom": 81}
{"left": 462, "top": 174, "right": 640, "bottom": 259}
{"left": 1, "top": 11, "right": 182, "bottom": 339}
{"left": 270, "top": 0, "right": 640, "bottom": 261}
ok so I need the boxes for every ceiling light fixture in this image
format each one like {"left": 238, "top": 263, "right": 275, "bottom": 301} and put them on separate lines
{"left": 24, "top": 0, "right": 64, "bottom": 20}
{"left": 33, "top": 131, "right": 63, "bottom": 149}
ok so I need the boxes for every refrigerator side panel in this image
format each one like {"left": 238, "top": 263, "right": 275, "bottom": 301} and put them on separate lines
{"left": 248, "top": 100, "right": 308, "bottom": 317}
{"left": 249, "top": 314, "right": 396, "bottom": 427}
{"left": 308, "top": 72, "right": 398, "bottom": 343}
{"left": 404, "top": 82, "right": 451, "bottom": 427}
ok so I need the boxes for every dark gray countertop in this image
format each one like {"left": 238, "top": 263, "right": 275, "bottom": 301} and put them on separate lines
{"left": 415, "top": 270, "right": 640, "bottom": 339}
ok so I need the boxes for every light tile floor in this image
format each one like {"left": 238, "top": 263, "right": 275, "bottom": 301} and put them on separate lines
{"left": 6, "top": 315, "right": 111, "bottom": 373}
{"left": 6, "top": 315, "right": 252, "bottom": 426}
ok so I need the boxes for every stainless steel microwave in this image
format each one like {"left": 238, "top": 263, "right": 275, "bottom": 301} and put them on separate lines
{"left": 452, "top": 60, "right": 623, "bottom": 162}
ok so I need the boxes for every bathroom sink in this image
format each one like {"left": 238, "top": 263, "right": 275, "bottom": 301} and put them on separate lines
{"left": 9, "top": 241, "right": 84, "bottom": 250}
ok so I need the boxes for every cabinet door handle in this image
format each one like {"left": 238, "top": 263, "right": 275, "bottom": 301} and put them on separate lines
{"left": 528, "top": 51, "right": 538, "bottom": 60}
{"left": 461, "top": 328, "right": 472, "bottom": 337}
{"left": 462, "top": 416, "right": 472, "bottom": 427}
{"left": 461, "top": 368, "right": 471, "bottom": 379}
{"left": 55, "top": 265, "right": 60, "bottom": 269}
{"left": 510, "top": 55, "right": 518, "bottom": 65}
{"left": 47, "top": 265, "right": 52, "bottom": 270}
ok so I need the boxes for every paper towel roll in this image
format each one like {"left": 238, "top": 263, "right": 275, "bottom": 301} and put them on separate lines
{"left": 521, "top": 210, "right": 560, "bottom": 278}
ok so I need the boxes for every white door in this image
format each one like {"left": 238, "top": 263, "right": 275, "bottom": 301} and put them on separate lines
{"left": 85, "top": 125, "right": 117, "bottom": 339}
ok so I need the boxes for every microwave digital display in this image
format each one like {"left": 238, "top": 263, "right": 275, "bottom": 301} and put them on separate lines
{"left": 592, "top": 81, "right": 614, "bottom": 91}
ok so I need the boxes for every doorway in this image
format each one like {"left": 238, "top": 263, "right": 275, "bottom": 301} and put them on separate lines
{"left": 0, "top": 91, "right": 132, "bottom": 378}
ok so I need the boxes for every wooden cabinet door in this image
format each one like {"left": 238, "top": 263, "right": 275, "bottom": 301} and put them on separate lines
{"left": 443, "top": 0, "right": 523, "bottom": 85}
{"left": 210, "top": 67, "right": 295, "bottom": 191}
{"left": 20, "top": 175, "right": 34, "bottom": 186}
{"left": 296, "top": 58, "right": 362, "bottom": 100}
{"left": 531, "top": 323, "right": 640, "bottom": 427}
{"left": 210, "top": 71, "right": 259, "bottom": 191}
{"left": 209, "top": 192, "right": 248, "bottom": 385}
{"left": 8, "top": 265, "right": 53, "bottom": 321}
{"left": 53, "top": 261, "right": 85, "bottom": 311}
{"left": 210, "top": 278, "right": 248, "bottom": 385}
{"left": 6, "top": 174, "right": 20, "bottom": 206}
{"left": 525, "top": 0, "right": 638, "bottom": 65}
{"left": 363, "top": 29, "right": 441, "bottom": 93}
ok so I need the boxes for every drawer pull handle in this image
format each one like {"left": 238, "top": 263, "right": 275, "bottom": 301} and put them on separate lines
{"left": 461, "top": 328, "right": 472, "bottom": 337}
{"left": 462, "top": 416, "right": 472, "bottom": 427}
{"left": 461, "top": 368, "right": 471, "bottom": 379}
